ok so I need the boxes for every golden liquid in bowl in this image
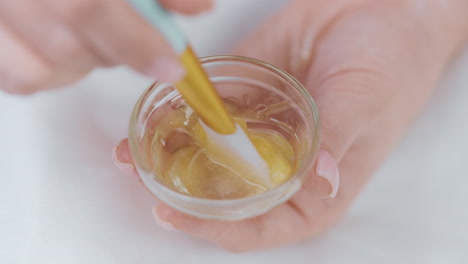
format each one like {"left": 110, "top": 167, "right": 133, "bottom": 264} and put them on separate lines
{"left": 145, "top": 100, "right": 298, "bottom": 200}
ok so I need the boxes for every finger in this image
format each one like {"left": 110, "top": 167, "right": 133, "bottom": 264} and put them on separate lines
{"left": 0, "top": 0, "right": 101, "bottom": 70}
{"left": 112, "top": 138, "right": 325, "bottom": 251}
{"left": 160, "top": 0, "right": 214, "bottom": 15}
{"left": 45, "top": 0, "right": 185, "bottom": 82}
{"left": 290, "top": 68, "right": 394, "bottom": 220}
{"left": 112, "top": 139, "right": 163, "bottom": 204}
{"left": 301, "top": 149, "right": 340, "bottom": 198}
{"left": 0, "top": 21, "right": 51, "bottom": 94}
{"left": 112, "top": 138, "right": 139, "bottom": 179}
{"left": 153, "top": 201, "right": 318, "bottom": 252}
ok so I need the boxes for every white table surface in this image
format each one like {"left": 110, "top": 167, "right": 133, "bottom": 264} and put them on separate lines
{"left": 1, "top": 1, "right": 467, "bottom": 263}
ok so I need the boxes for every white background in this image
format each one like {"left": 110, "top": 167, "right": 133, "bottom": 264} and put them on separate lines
{"left": 1, "top": 0, "right": 467, "bottom": 263}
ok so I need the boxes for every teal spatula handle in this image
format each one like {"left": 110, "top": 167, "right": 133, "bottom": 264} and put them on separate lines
{"left": 128, "top": 0, "right": 188, "bottom": 54}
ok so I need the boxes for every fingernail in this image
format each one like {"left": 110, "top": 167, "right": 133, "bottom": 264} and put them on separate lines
{"left": 152, "top": 206, "right": 178, "bottom": 231}
{"left": 315, "top": 149, "right": 340, "bottom": 198}
{"left": 112, "top": 145, "right": 136, "bottom": 176}
{"left": 142, "top": 57, "right": 185, "bottom": 83}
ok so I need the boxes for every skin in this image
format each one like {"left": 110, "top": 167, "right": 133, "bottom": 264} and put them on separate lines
{"left": 0, "top": 0, "right": 212, "bottom": 94}
{"left": 114, "top": 0, "right": 468, "bottom": 252}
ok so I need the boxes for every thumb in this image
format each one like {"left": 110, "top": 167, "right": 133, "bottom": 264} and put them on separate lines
{"left": 304, "top": 69, "right": 389, "bottom": 198}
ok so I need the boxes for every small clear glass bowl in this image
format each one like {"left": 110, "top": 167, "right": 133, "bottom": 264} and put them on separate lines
{"left": 129, "top": 55, "right": 320, "bottom": 220}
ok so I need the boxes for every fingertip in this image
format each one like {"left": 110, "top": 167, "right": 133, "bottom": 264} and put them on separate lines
{"left": 152, "top": 206, "right": 179, "bottom": 231}
{"left": 112, "top": 138, "right": 139, "bottom": 178}
{"left": 152, "top": 204, "right": 209, "bottom": 236}
{"left": 141, "top": 57, "right": 186, "bottom": 83}
{"left": 302, "top": 148, "right": 340, "bottom": 198}
{"left": 159, "top": 0, "right": 214, "bottom": 15}
{"left": 113, "top": 138, "right": 132, "bottom": 163}
{"left": 315, "top": 149, "right": 340, "bottom": 198}
{"left": 154, "top": 204, "right": 192, "bottom": 225}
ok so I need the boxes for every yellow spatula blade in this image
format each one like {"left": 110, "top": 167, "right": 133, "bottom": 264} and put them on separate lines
{"left": 176, "top": 47, "right": 236, "bottom": 135}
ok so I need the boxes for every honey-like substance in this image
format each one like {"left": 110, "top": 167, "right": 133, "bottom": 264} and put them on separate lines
{"left": 148, "top": 104, "right": 296, "bottom": 200}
